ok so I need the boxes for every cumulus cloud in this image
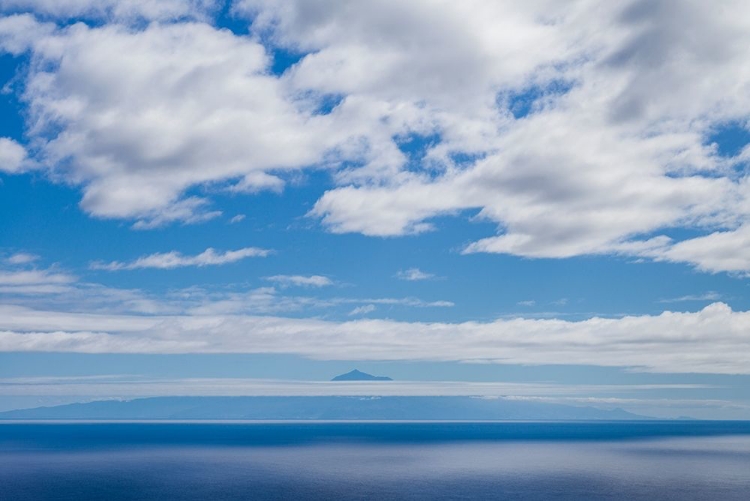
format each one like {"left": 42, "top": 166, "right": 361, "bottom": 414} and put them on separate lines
{"left": 396, "top": 268, "right": 434, "bottom": 281}
{"left": 0, "top": 17, "right": 338, "bottom": 226}
{"left": 655, "top": 225, "right": 750, "bottom": 276}
{"left": 1, "top": 302, "right": 750, "bottom": 374}
{"left": 2, "top": 1, "right": 750, "bottom": 274}
{"left": 265, "top": 275, "right": 333, "bottom": 287}
{"left": 0, "top": 138, "right": 27, "bottom": 173}
{"left": 0, "top": 13, "right": 54, "bottom": 54}
{"left": 90, "top": 247, "right": 270, "bottom": 271}
{"left": 256, "top": 0, "right": 750, "bottom": 272}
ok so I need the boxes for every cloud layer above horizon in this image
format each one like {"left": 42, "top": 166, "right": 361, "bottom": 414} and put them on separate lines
{"left": 1, "top": 301, "right": 749, "bottom": 374}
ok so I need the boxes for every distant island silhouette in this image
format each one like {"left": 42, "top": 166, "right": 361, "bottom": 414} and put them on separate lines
{"left": 331, "top": 369, "right": 393, "bottom": 381}
{"left": 0, "top": 396, "right": 647, "bottom": 421}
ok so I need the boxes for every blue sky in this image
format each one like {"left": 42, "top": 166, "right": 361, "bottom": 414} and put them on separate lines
{"left": 1, "top": 1, "right": 750, "bottom": 419}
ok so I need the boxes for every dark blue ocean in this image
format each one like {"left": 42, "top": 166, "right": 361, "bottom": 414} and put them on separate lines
{"left": 2, "top": 421, "right": 750, "bottom": 500}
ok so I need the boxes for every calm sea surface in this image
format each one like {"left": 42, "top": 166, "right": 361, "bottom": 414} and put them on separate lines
{"left": 1, "top": 421, "right": 749, "bottom": 500}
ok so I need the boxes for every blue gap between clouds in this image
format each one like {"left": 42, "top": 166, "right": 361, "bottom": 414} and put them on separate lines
{"left": 449, "top": 151, "right": 487, "bottom": 166}
{"left": 395, "top": 132, "right": 441, "bottom": 172}
{"left": 214, "top": 5, "right": 345, "bottom": 114}
{"left": 707, "top": 122, "right": 750, "bottom": 179}
{"left": 0, "top": 53, "right": 27, "bottom": 141}
{"left": 707, "top": 122, "right": 750, "bottom": 158}
{"left": 394, "top": 133, "right": 486, "bottom": 178}
{"left": 504, "top": 80, "right": 573, "bottom": 119}
{"left": 313, "top": 93, "right": 344, "bottom": 115}
{"left": 213, "top": 1, "right": 250, "bottom": 37}
{"left": 213, "top": 6, "right": 307, "bottom": 77}
{"left": 665, "top": 122, "right": 750, "bottom": 180}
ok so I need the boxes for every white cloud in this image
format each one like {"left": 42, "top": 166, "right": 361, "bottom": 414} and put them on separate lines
{"left": 129, "top": 198, "right": 222, "bottom": 230}
{"left": 0, "top": 272, "right": 454, "bottom": 317}
{"left": 0, "top": 138, "right": 27, "bottom": 173}
{"left": 0, "top": 269, "right": 75, "bottom": 286}
{"left": 0, "top": 267, "right": 77, "bottom": 295}
{"left": 396, "top": 268, "right": 434, "bottom": 281}
{"left": 0, "top": 14, "right": 55, "bottom": 55}
{"left": 265, "top": 275, "right": 333, "bottom": 288}
{"left": 0, "top": 18, "right": 338, "bottom": 226}
{"left": 517, "top": 300, "right": 536, "bottom": 307}
{"left": 90, "top": 247, "right": 270, "bottom": 271}
{"left": 250, "top": 0, "right": 750, "bottom": 272}
{"left": 229, "top": 214, "right": 246, "bottom": 224}
{"left": 183, "top": 291, "right": 453, "bottom": 315}
{"left": 655, "top": 225, "right": 750, "bottom": 276}
{"left": 5, "top": 253, "right": 39, "bottom": 265}
{"left": 339, "top": 297, "right": 453, "bottom": 308}
{"left": 349, "top": 304, "right": 376, "bottom": 316}
{"left": 1, "top": 302, "right": 750, "bottom": 374}
{"left": 659, "top": 292, "right": 723, "bottom": 303}
{"left": 1, "top": 2, "right": 750, "bottom": 274}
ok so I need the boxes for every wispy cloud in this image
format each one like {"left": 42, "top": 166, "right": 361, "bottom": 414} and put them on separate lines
{"left": 0, "top": 270, "right": 455, "bottom": 318}
{"left": 265, "top": 275, "right": 333, "bottom": 288}
{"left": 0, "top": 137, "right": 27, "bottom": 173}
{"left": 396, "top": 268, "right": 435, "bottom": 281}
{"left": 130, "top": 198, "right": 222, "bottom": 230}
{"left": 0, "top": 261, "right": 77, "bottom": 295}
{"left": 184, "top": 290, "right": 453, "bottom": 316}
{"left": 229, "top": 214, "right": 246, "bottom": 224}
{"left": 658, "top": 292, "right": 723, "bottom": 303}
{"left": 0, "top": 270, "right": 76, "bottom": 287}
{"left": 517, "top": 300, "right": 536, "bottom": 307}
{"left": 349, "top": 304, "right": 376, "bottom": 316}
{"left": 5, "top": 253, "right": 39, "bottom": 265}
{"left": 339, "top": 297, "right": 453, "bottom": 308}
{"left": 90, "top": 247, "right": 271, "bottom": 271}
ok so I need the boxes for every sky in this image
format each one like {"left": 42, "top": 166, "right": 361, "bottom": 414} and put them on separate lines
{"left": 1, "top": 0, "right": 750, "bottom": 419}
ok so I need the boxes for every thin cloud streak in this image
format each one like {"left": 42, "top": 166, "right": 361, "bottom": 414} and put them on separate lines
{"left": 265, "top": 275, "right": 333, "bottom": 287}
{"left": 349, "top": 304, "right": 376, "bottom": 316}
{"left": 0, "top": 376, "right": 712, "bottom": 398}
{"left": 90, "top": 247, "right": 271, "bottom": 271}
{"left": 659, "top": 292, "right": 723, "bottom": 303}
{"left": 5, "top": 253, "right": 39, "bottom": 265}
{"left": 396, "top": 268, "right": 435, "bottom": 281}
